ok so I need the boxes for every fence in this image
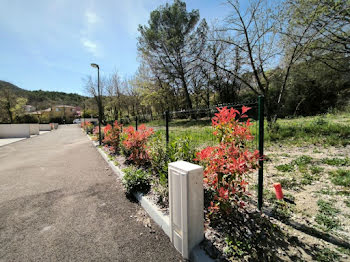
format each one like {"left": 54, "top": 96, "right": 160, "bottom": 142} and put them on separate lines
{"left": 118, "top": 96, "right": 265, "bottom": 209}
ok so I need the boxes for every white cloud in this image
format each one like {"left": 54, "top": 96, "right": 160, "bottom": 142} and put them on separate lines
{"left": 81, "top": 38, "right": 98, "bottom": 56}
{"left": 85, "top": 10, "right": 99, "bottom": 25}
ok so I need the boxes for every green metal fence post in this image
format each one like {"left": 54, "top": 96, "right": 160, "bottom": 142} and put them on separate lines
{"left": 258, "top": 96, "right": 265, "bottom": 210}
{"left": 165, "top": 111, "right": 169, "bottom": 146}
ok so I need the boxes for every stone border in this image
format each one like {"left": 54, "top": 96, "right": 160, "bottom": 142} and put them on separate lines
{"left": 86, "top": 133, "right": 213, "bottom": 262}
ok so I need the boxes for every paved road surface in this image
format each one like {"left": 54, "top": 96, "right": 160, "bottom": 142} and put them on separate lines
{"left": 0, "top": 125, "right": 181, "bottom": 261}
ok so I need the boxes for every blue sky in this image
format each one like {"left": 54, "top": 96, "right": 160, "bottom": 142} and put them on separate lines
{"left": 0, "top": 0, "right": 233, "bottom": 95}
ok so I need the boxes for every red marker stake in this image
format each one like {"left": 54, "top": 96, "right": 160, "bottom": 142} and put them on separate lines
{"left": 273, "top": 183, "right": 284, "bottom": 200}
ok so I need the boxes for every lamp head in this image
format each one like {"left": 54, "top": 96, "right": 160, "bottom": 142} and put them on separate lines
{"left": 90, "top": 63, "right": 99, "bottom": 69}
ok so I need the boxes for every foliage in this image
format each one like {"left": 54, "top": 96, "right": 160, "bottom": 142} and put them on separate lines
{"left": 122, "top": 124, "right": 154, "bottom": 166}
{"left": 329, "top": 169, "right": 350, "bottom": 187}
{"left": 93, "top": 126, "right": 104, "bottom": 141}
{"left": 196, "top": 106, "right": 260, "bottom": 213}
{"left": 292, "top": 155, "right": 312, "bottom": 166}
{"left": 148, "top": 133, "right": 198, "bottom": 203}
{"left": 122, "top": 167, "right": 151, "bottom": 196}
{"left": 316, "top": 199, "right": 340, "bottom": 231}
{"left": 322, "top": 158, "right": 350, "bottom": 166}
{"left": 137, "top": 0, "right": 207, "bottom": 110}
{"left": 271, "top": 200, "right": 294, "bottom": 221}
{"left": 276, "top": 163, "right": 294, "bottom": 172}
{"left": 81, "top": 121, "right": 94, "bottom": 134}
{"left": 315, "top": 248, "right": 340, "bottom": 262}
{"left": 103, "top": 121, "right": 122, "bottom": 154}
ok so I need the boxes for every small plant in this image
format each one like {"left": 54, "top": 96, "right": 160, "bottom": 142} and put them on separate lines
{"left": 223, "top": 236, "right": 249, "bottom": 258}
{"left": 82, "top": 121, "right": 94, "bottom": 134}
{"left": 344, "top": 199, "right": 350, "bottom": 208}
{"left": 315, "top": 248, "right": 340, "bottom": 262}
{"left": 315, "top": 199, "right": 340, "bottom": 231}
{"left": 103, "top": 121, "right": 122, "bottom": 154}
{"left": 329, "top": 169, "right": 350, "bottom": 187}
{"left": 278, "top": 177, "right": 299, "bottom": 189}
{"left": 122, "top": 167, "right": 151, "bottom": 196}
{"left": 322, "top": 157, "right": 350, "bottom": 166}
{"left": 310, "top": 166, "right": 324, "bottom": 175}
{"left": 271, "top": 200, "right": 293, "bottom": 221}
{"left": 276, "top": 163, "right": 294, "bottom": 172}
{"left": 301, "top": 172, "right": 317, "bottom": 185}
{"left": 196, "top": 106, "right": 260, "bottom": 213}
{"left": 292, "top": 155, "right": 312, "bottom": 166}
{"left": 122, "top": 124, "right": 154, "bottom": 166}
{"left": 93, "top": 126, "right": 104, "bottom": 141}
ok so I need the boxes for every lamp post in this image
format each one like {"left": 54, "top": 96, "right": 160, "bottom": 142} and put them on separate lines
{"left": 91, "top": 63, "right": 102, "bottom": 146}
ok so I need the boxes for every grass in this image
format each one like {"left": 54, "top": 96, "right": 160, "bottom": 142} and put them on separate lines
{"left": 322, "top": 157, "right": 350, "bottom": 166}
{"left": 276, "top": 163, "right": 294, "bottom": 172}
{"left": 292, "top": 155, "right": 313, "bottom": 166}
{"left": 344, "top": 199, "right": 350, "bottom": 208}
{"left": 329, "top": 169, "right": 350, "bottom": 187}
{"left": 315, "top": 248, "right": 340, "bottom": 262}
{"left": 315, "top": 199, "right": 340, "bottom": 231}
{"left": 143, "top": 112, "right": 350, "bottom": 148}
{"left": 310, "top": 166, "right": 324, "bottom": 174}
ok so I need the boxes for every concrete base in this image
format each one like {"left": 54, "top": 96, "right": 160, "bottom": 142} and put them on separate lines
{"left": 39, "top": 124, "right": 52, "bottom": 131}
{"left": 29, "top": 124, "right": 40, "bottom": 135}
{"left": 0, "top": 124, "right": 30, "bottom": 138}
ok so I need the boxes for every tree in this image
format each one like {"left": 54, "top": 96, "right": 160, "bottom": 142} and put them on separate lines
{"left": 0, "top": 88, "right": 27, "bottom": 123}
{"left": 205, "top": 0, "right": 321, "bottom": 124}
{"left": 283, "top": 0, "right": 350, "bottom": 75}
{"left": 138, "top": 0, "right": 207, "bottom": 110}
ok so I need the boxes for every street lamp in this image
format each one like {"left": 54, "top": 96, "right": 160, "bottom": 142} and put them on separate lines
{"left": 91, "top": 63, "right": 102, "bottom": 146}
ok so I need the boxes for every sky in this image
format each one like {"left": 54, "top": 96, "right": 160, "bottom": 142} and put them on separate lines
{"left": 0, "top": 0, "right": 232, "bottom": 95}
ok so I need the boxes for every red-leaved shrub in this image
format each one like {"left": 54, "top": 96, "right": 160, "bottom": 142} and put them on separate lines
{"left": 196, "top": 106, "right": 260, "bottom": 214}
{"left": 122, "top": 124, "right": 154, "bottom": 166}
{"left": 103, "top": 121, "right": 122, "bottom": 154}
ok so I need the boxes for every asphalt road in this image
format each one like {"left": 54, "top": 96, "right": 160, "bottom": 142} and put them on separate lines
{"left": 0, "top": 125, "right": 181, "bottom": 262}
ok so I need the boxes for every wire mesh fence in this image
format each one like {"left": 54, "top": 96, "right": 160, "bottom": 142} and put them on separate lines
{"left": 114, "top": 96, "right": 265, "bottom": 209}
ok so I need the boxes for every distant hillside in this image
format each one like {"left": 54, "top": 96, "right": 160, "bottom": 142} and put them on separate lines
{"left": 0, "top": 80, "right": 87, "bottom": 109}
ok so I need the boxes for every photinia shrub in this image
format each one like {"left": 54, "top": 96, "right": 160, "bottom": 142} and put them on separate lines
{"left": 196, "top": 106, "right": 260, "bottom": 214}
{"left": 103, "top": 121, "right": 122, "bottom": 154}
{"left": 122, "top": 124, "right": 154, "bottom": 166}
{"left": 82, "top": 121, "right": 94, "bottom": 134}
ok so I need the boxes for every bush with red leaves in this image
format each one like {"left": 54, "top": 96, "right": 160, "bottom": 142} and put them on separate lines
{"left": 122, "top": 124, "right": 154, "bottom": 166}
{"left": 196, "top": 106, "right": 260, "bottom": 214}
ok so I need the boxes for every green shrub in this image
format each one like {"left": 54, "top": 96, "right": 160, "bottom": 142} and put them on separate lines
{"left": 278, "top": 177, "right": 299, "bottom": 189}
{"left": 315, "top": 248, "right": 340, "bottom": 262}
{"left": 310, "top": 166, "right": 324, "bottom": 174}
{"left": 168, "top": 136, "right": 197, "bottom": 163}
{"left": 276, "top": 163, "right": 294, "bottom": 172}
{"left": 122, "top": 167, "right": 151, "bottom": 195}
{"left": 315, "top": 200, "right": 340, "bottom": 231}
{"left": 292, "top": 155, "right": 312, "bottom": 166}
{"left": 148, "top": 133, "right": 168, "bottom": 186}
{"left": 322, "top": 157, "right": 350, "bottom": 166}
{"left": 329, "top": 169, "right": 350, "bottom": 187}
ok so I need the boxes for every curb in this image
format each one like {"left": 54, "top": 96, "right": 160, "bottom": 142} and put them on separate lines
{"left": 87, "top": 134, "right": 213, "bottom": 262}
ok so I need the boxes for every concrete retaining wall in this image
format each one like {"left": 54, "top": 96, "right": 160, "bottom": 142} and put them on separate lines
{"left": 29, "top": 124, "right": 40, "bottom": 135}
{"left": 0, "top": 124, "right": 30, "bottom": 138}
{"left": 39, "top": 124, "right": 52, "bottom": 131}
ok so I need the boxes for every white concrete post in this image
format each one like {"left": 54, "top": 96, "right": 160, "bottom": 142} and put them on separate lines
{"left": 168, "top": 161, "right": 204, "bottom": 259}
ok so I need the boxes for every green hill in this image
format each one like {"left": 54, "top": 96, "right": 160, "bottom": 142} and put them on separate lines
{"left": 0, "top": 80, "right": 87, "bottom": 109}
